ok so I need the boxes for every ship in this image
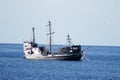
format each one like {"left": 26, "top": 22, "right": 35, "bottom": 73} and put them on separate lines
{"left": 23, "top": 21, "right": 88, "bottom": 60}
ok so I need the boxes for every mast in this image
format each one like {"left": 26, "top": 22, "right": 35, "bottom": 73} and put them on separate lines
{"left": 47, "top": 21, "right": 54, "bottom": 54}
{"left": 67, "top": 33, "right": 71, "bottom": 47}
{"left": 49, "top": 21, "right": 52, "bottom": 54}
{"left": 32, "top": 27, "right": 35, "bottom": 43}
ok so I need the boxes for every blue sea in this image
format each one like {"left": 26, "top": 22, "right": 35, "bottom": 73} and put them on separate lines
{"left": 0, "top": 44, "right": 120, "bottom": 80}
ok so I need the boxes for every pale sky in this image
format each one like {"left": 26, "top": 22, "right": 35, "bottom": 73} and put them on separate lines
{"left": 0, "top": 0, "right": 120, "bottom": 46}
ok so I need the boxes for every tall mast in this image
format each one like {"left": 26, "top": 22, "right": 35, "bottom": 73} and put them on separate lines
{"left": 47, "top": 21, "right": 54, "bottom": 54}
{"left": 49, "top": 21, "right": 52, "bottom": 54}
{"left": 32, "top": 27, "right": 35, "bottom": 43}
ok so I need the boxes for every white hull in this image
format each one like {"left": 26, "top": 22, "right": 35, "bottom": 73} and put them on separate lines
{"left": 24, "top": 54, "right": 84, "bottom": 60}
{"left": 23, "top": 41, "right": 86, "bottom": 60}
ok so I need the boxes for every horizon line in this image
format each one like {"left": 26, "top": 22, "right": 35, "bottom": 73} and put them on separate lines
{"left": 0, "top": 42, "right": 120, "bottom": 47}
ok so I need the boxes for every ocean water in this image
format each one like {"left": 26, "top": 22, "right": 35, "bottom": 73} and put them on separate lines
{"left": 0, "top": 44, "right": 120, "bottom": 80}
